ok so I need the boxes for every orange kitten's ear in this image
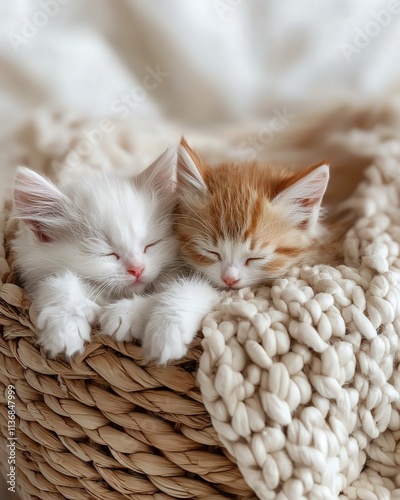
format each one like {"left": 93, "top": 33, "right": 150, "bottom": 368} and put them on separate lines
{"left": 273, "top": 163, "right": 329, "bottom": 226}
{"left": 177, "top": 137, "right": 207, "bottom": 191}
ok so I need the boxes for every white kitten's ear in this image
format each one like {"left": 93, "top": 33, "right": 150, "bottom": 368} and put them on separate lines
{"left": 137, "top": 147, "right": 176, "bottom": 192}
{"left": 177, "top": 137, "right": 207, "bottom": 192}
{"left": 13, "top": 167, "right": 68, "bottom": 241}
{"left": 273, "top": 163, "right": 329, "bottom": 226}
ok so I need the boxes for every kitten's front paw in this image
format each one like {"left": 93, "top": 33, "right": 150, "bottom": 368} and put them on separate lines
{"left": 142, "top": 319, "right": 190, "bottom": 364}
{"left": 99, "top": 299, "right": 146, "bottom": 342}
{"left": 36, "top": 300, "right": 100, "bottom": 358}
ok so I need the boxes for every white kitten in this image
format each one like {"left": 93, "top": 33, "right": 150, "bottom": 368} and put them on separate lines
{"left": 11, "top": 149, "right": 178, "bottom": 358}
{"left": 99, "top": 143, "right": 225, "bottom": 364}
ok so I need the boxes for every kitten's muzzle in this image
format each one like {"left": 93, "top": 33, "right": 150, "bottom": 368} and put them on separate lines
{"left": 127, "top": 265, "right": 144, "bottom": 280}
{"left": 222, "top": 276, "right": 240, "bottom": 287}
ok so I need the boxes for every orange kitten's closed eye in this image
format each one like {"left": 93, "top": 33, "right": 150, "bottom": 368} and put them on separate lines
{"left": 175, "top": 137, "right": 332, "bottom": 289}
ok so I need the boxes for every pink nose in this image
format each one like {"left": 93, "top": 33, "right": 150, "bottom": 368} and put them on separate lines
{"left": 222, "top": 276, "right": 240, "bottom": 287}
{"left": 128, "top": 266, "right": 144, "bottom": 279}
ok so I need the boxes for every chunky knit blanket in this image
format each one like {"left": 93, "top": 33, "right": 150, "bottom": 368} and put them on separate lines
{"left": 198, "top": 151, "right": 400, "bottom": 499}
{"left": 1, "top": 111, "right": 400, "bottom": 499}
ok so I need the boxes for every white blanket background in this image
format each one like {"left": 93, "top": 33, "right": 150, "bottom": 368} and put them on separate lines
{"left": 1, "top": 0, "right": 400, "bottom": 202}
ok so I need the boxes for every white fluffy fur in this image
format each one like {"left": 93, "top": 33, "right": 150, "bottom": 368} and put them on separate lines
{"left": 12, "top": 149, "right": 178, "bottom": 358}
{"left": 100, "top": 274, "right": 219, "bottom": 364}
{"left": 34, "top": 272, "right": 100, "bottom": 358}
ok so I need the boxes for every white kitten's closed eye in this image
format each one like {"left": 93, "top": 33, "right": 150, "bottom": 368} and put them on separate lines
{"left": 144, "top": 240, "right": 162, "bottom": 252}
{"left": 105, "top": 253, "right": 120, "bottom": 260}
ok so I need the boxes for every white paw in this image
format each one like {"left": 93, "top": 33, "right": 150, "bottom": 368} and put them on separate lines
{"left": 36, "top": 299, "right": 100, "bottom": 358}
{"left": 99, "top": 298, "right": 146, "bottom": 342}
{"left": 142, "top": 319, "right": 190, "bottom": 364}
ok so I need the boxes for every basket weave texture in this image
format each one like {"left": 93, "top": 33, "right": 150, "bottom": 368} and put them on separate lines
{"left": 0, "top": 224, "right": 254, "bottom": 500}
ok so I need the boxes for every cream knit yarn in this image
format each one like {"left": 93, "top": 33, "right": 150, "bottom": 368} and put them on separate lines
{"left": 198, "top": 146, "right": 400, "bottom": 499}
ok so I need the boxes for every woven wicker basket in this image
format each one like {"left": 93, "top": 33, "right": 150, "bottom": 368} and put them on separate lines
{"left": 0, "top": 224, "right": 255, "bottom": 500}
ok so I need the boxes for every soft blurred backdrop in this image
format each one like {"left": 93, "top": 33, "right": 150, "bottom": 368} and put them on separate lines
{"left": 1, "top": 0, "right": 400, "bottom": 220}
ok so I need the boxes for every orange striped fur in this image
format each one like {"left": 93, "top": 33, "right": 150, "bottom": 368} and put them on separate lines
{"left": 175, "top": 138, "right": 345, "bottom": 289}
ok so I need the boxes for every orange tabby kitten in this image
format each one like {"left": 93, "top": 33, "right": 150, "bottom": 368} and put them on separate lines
{"left": 175, "top": 138, "right": 342, "bottom": 289}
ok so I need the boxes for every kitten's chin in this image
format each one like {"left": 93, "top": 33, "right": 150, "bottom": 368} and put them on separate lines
{"left": 223, "top": 284, "right": 243, "bottom": 291}
{"left": 130, "top": 282, "right": 147, "bottom": 293}
{"left": 214, "top": 281, "right": 242, "bottom": 291}
{"left": 117, "top": 280, "right": 147, "bottom": 298}
{"left": 216, "top": 280, "right": 257, "bottom": 291}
